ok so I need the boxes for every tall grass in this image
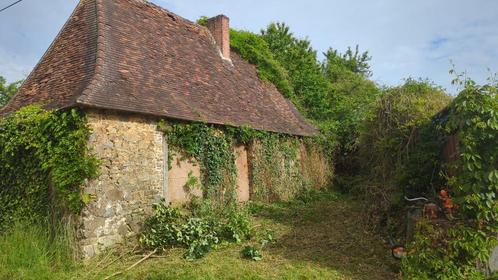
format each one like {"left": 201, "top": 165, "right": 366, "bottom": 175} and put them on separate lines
{"left": 0, "top": 221, "right": 79, "bottom": 280}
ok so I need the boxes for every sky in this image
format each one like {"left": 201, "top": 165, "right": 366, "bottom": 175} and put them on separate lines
{"left": 0, "top": 0, "right": 496, "bottom": 94}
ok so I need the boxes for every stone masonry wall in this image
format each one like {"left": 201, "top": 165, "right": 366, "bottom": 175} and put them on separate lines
{"left": 79, "top": 110, "right": 165, "bottom": 257}
{"left": 78, "top": 111, "right": 323, "bottom": 257}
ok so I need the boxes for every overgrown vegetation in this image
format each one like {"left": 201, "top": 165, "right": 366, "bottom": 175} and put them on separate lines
{"left": 230, "top": 30, "right": 294, "bottom": 99}
{"left": 0, "top": 76, "right": 21, "bottom": 107}
{"left": 228, "top": 23, "right": 380, "bottom": 167}
{"left": 0, "top": 222, "right": 78, "bottom": 280}
{"left": 162, "top": 122, "right": 238, "bottom": 205}
{"left": 0, "top": 13, "right": 494, "bottom": 280}
{"left": 1, "top": 189, "right": 398, "bottom": 280}
{"left": 353, "top": 79, "right": 451, "bottom": 224}
{"left": 250, "top": 134, "right": 305, "bottom": 202}
{"left": 140, "top": 202, "right": 250, "bottom": 260}
{"left": 145, "top": 121, "right": 328, "bottom": 259}
{"left": 161, "top": 121, "right": 326, "bottom": 205}
{"left": 0, "top": 105, "right": 98, "bottom": 230}
{"left": 401, "top": 77, "right": 498, "bottom": 279}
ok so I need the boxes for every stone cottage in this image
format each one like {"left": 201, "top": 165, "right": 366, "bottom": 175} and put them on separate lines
{"left": 0, "top": 0, "right": 323, "bottom": 257}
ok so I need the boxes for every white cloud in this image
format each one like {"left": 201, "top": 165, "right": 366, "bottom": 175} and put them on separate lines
{"left": 0, "top": 0, "right": 496, "bottom": 92}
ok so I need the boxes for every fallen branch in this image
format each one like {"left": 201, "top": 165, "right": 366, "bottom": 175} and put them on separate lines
{"left": 104, "top": 248, "right": 158, "bottom": 280}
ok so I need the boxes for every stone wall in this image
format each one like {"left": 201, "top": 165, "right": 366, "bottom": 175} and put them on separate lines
{"left": 78, "top": 111, "right": 327, "bottom": 257}
{"left": 80, "top": 110, "right": 165, "bottom": 257}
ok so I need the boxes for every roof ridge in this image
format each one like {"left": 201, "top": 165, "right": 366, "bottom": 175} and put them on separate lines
{"left": 77, "top": 0, "right": 106, "bottom": 105}
{"left": 135, "top": 0, "right": 198, "bottom": 26}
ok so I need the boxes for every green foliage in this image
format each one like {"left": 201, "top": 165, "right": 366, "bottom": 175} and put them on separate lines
{"left": 241, "top": 246, "right": 262, "bottom": 261}
{"left": 251, "top": 134, "right": 308, "bottom": 202}
{"left": 358, "top": 79, "right": 451, "bottom": 196}
{"left": 184, "top": 171, "right": 201, "bottom": 192}
{"left": 197, "top": 16, "right": 208, "bottom": 26}
{"left": 323, "top": 45, "right": 372, "bottom": 78}
{"left": 230, "top": 29, "right": 294, "bottom": 99}
{"left": 323, "top": 47, "right": 381, "bottom": 168}
{"left": 261, "top": 22, "right": 331, "bottom": 122}
{"left": 154, "top": 120, "right": 321, "bottom": 259}
{"left": 402, "top": 78, "right": 498, "bottom": 279}
{"left": 162, "top": 121, "right": 319, "bottom": 204}
{"left": 0, "top": 76, "right": 21, "bottom": 107}
{"left": 259, "top": 22, "right": 380, "bottom": 167}
{"left": 140, "top": 202, "right": 251, "bottom": 260}
{"left": 444, "top": 79, "right": 497, "bottom": 225}
{"left": 0, "top": 106, "right": 99, "bottom": 229}
{"left": 402, "top": 222, "right": 488, "bottom": 280}
{"left": 163, "top": 122, "right": 237, "bottom": 204}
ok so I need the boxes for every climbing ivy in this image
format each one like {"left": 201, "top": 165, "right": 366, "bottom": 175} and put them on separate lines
{"left": 161, "top": 121, "right": 237, "bottom": 205}
{"left": 402, "top": 78, "right": 498, "bottom": 279}
{"left": 159, "top": 120, "right": 319, "bottom": 205}
{"left": 0, "top": 105, "right": 99, "bottom": 230}
{"left": 251, "top": 134, "right": 307, "bottom": 202}
{"left": 144, "top": 121, "right": 313, "bottom": 259}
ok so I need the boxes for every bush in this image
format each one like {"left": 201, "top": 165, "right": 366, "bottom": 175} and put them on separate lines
{"left": 354, "top": 79, "right": 451, "bottom": 227}
{"left": 359, "top": 79, "right": 451, "bottom": 193}
{"left": 402, "top": 77, "right": 498, "bottom": 279}
{"left": 0, "top": 106, "right": 98, "bottom": 230}
{"left": 140, "top": 202, "right": 251, "bottom": 260}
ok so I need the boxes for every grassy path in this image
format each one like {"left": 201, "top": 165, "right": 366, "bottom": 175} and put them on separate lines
{"left": 77, "top": 195, "right": 399, "bottom": 280}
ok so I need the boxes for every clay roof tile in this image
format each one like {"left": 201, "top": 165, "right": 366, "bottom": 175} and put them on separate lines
{"left": 0, "top": 0, "right": 317, "bottom": 136}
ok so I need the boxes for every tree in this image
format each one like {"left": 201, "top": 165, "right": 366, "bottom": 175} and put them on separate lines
{"left": 261, "top": 23, "right": 332, "bottom": 122}
{"left": 322, "top": 46, "right": 380, "bottom": 174}
{"left": 323, "top": 45, "right": 372, "bottom": 78}
{"left": 0, "top": 76, "right": 21, "bottom": 107}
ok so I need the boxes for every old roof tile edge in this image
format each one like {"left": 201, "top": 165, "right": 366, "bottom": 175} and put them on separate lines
{"left": 0, "top": 0, "right": 91, "bottom": 115}
{"left": 77, "top": 0, "right": 105, "bottom": 105}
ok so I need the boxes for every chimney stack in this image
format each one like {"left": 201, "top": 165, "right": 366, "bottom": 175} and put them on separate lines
{"left": 206, "top": 15, "right": 230, "bottom": 61}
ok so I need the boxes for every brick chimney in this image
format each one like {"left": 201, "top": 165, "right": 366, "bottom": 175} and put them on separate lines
{"left": 206, "top": 15, "right": 230, "bottom": 61}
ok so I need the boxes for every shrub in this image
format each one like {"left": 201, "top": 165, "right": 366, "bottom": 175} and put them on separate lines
{"left": 140, "top": 202, "right": 251, "bottom": 260}
{"left": 354, "top": 79, "right": 451, "bottom": 228}
{"left": 402, "top": 78, "right": 498, "bottom": 279}
{"left": 0, "top": 106, "right": 98, "bottom": 230}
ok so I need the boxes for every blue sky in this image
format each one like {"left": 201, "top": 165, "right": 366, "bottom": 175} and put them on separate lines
{"left": 0, "top": 0, "right": 496, "bottom": 94}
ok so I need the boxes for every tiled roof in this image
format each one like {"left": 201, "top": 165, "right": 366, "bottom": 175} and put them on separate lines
{"left": 1, "top": 0, "right": 317, "bottom": 136}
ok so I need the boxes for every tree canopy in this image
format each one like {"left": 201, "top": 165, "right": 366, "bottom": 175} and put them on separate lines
{"left": 0, "top": 76, "right": 21, "bottom": 107}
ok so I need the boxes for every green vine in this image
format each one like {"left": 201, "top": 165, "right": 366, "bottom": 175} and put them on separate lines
{"left": 402, "top": 78, "right": 498, "bottom": 279}
{"left": 161, "top": 121, "right": 237, "bottom": 205}
{"left": 144, "top": 121, "right": 320, "bottom": 259}
{"left": 159, "top": 121, "right": 319, "bottom": 205}
{"left": 0, "top": 105, "right": 99, "bottom": 230}
{"left": 251, "top": 134, "right": 307, "bottom": 202}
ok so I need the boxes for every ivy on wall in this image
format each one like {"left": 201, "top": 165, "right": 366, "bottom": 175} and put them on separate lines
{"left": 250, "top": 134, "right": 307, "bottom": 202}
{"left": 0, "top": 105, "right": 98, "bottom": 230}
{"left": 161, "top": 122, "right": 237, "bottom": 205}
{"left": 159, "top": 121, "right": 326, "bottom": 205}
{"left": 145, "top": 121, "right": 324, "bottom": 259}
